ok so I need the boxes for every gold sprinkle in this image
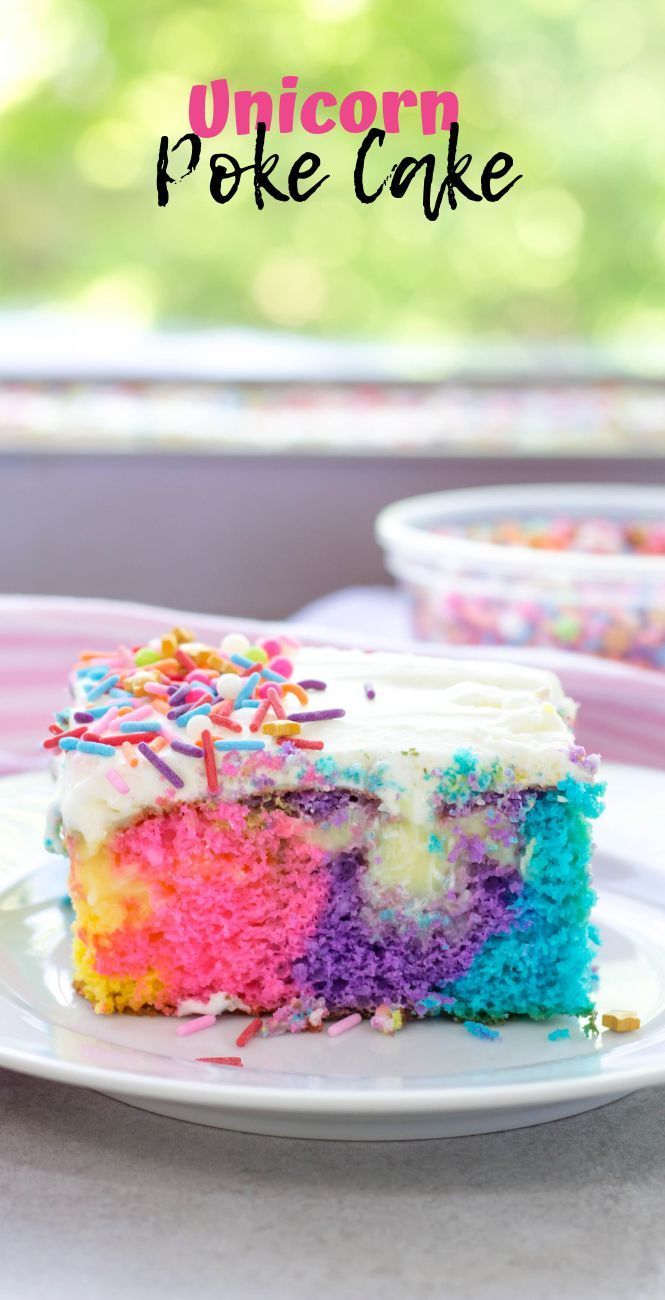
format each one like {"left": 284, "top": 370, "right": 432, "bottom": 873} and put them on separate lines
{"left": 602, "top": 1011, "right": 641, "bottom": 1033}
{"left": 151, "top": 658, "right": 181, "bottom": 676}
{"left": 173, "top": 625, "right": 196, "bottom": 645}
{"left": 262, "top": 721, "right": 301, "bottom": 737}
{"left": 122, "top": 670, "right": 159, "bottom": 694}
{"left": 203, "top": 651, "right": 225, "bottom": 672}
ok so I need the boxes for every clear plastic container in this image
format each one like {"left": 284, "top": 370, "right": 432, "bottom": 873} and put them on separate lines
{"left": 375, "top": 484, "right": 665, "bottom": 669}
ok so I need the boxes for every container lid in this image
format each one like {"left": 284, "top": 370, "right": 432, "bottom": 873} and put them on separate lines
{"left": 375, "top": 484, "right": 665, "bottom": 579}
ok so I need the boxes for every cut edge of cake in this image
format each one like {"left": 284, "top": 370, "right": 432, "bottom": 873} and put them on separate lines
{"left": 44, "top": 627, "right": 603, "bottom": 1033}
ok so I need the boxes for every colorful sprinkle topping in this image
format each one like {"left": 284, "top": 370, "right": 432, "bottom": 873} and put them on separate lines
{"left": 86, "top": 674, "right": 120, "bottom": 701}
{"left": 214, "top": 739, "right": 266, "bottom": 752}
{"left": 45, "top": 627, "right": 349, "bottom": 791}
{"left": 106, "top": 768, "right": 130, "bottom": 795}
{"left": 201, "top": 729, "right": 219, "bottom": 795}
{"left": 327, "top": 1012, "right": 362, "bottom": 1038}
{"left": 171, "top": 740, "right": 204, "bottom": 758}
{"left": 78, "top": 740, "right": 115, "bottom": 757}
{"left": 288, "top": 709, "right": 346, "bottom": 723}
{"left": 137, "top": 742, "right": 184, "bottom": 790}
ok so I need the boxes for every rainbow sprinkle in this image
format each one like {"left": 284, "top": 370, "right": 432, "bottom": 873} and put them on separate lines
{"left": 288, "top": 709, "right": 345, "bottom": 723}
{"left": 463, "top": 1021, "right": 501, "bottom": 1041}
{"left": 137, "top": 742, "right": 184, "bottom": 789}
{"left": 106, "top": 768, "right": 130, "bottom": 795}
{"left": 201, "top": 729, "right": 219, "bottom": 794}
{"left": 327, "top": 1012, "right": 362, "bottom": 1038}
{"left": 214, "top": 739, "right": 266, "bottom": 751}
{"left": 235, "top": 1018, "right": 263, "bottom": 1047}
{"left": 78, "top": 740, "right": 115, "bottom": 757}
{"left": 176, "top": 1014, "right": 216, "bottom": 1037}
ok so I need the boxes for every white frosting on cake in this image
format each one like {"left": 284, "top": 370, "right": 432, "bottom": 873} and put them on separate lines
{"left": 54, "top": 646, "right": 588, "bottom": 852}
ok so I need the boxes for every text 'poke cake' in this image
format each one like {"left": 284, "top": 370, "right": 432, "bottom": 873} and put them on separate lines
{"left": 44, "top": 628, "right": 603, "bottom": 1032}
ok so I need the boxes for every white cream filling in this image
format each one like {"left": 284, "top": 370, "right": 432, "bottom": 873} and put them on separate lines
{"left": 176, "top": 992, "right": 250, "bottom": 1017}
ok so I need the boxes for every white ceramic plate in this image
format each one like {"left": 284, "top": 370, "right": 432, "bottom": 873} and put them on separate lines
{"left": 1, "top": 764, "right": 664, "bottom": 1140}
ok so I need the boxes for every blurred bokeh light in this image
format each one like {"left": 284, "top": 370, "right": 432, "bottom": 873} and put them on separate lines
{"left": 1, "top": 0, "right": 664, "bottom": 339}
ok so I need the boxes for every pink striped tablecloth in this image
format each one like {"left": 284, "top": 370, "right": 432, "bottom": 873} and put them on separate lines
{"left": 1, "top": 593, "right": 663, "bottom": 775}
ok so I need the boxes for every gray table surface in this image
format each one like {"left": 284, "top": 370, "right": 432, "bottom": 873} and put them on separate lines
{"left": 2, "top": 1068, "right": 664, "bottom": 1300}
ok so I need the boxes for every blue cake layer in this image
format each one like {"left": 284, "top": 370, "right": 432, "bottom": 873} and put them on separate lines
{"left": 441, "top": 778, "right": 604, "bottom": 1021}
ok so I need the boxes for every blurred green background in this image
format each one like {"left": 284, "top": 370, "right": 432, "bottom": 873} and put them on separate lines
{"left": 2, "top": 0, "right": 664, "bottom": 340}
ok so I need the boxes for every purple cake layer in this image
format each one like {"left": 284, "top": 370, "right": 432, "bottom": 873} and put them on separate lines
{"left": 292, "top": 845, "right": 523, "bottom": 1009}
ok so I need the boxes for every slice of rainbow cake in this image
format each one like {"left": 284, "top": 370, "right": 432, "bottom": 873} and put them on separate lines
{"left": 44, "top": 628, "right": 603, "bottom": 1028}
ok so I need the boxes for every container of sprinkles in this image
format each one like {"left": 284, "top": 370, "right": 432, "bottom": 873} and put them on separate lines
{"left": 376, "top": 484, "right": 665, "bottom": 670}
